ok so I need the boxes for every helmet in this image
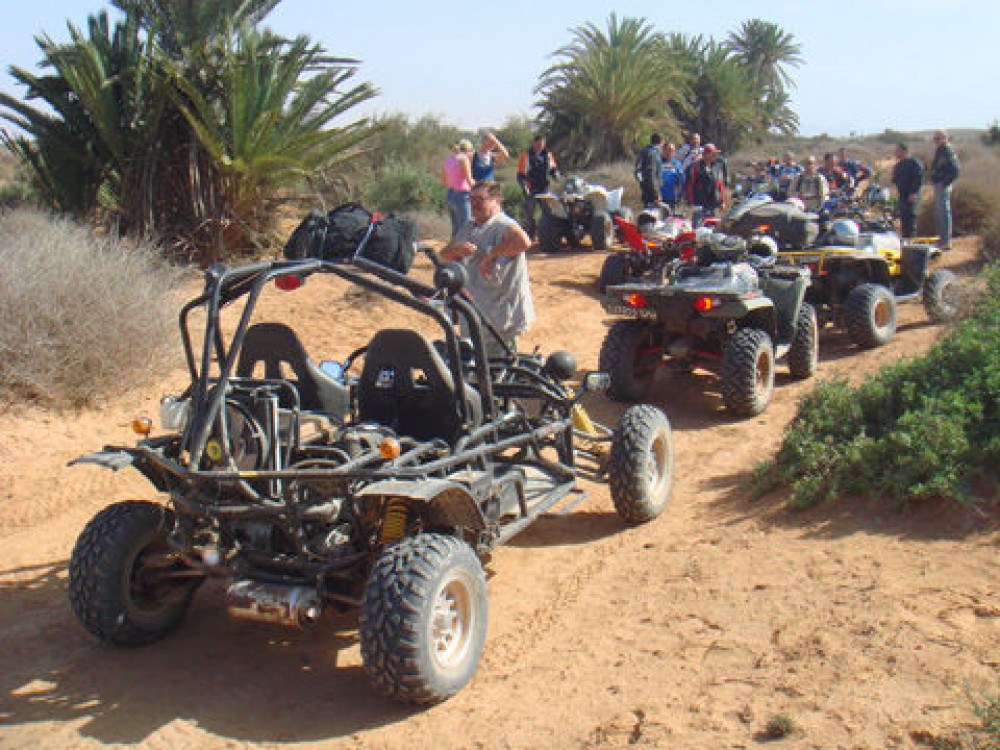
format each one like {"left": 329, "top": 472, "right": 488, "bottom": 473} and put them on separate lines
{"left": 748, "top": 235, "right": 778, "bottom": 265}
{"left": 563, "top": 176, "right": 586, "bottom": 195}
{"left": 830, "top": 218, "right": 860, "bottom": 246}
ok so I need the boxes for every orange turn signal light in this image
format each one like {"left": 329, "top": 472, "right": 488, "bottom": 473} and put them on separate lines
{"left": 379, "top": 437, "right": 401, "bottom": 460}
{"left": 131, "top": 417, "right": 153, "bottom": 436}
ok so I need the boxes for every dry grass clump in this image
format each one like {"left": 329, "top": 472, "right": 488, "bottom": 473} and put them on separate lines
{"left": 982, "top": 219, "right": 1000, "bottom": 263}
{"left": 917, "top": 182, "right": 1000, "bottom": 237}
{"left": 0, "top": 208, "right": 183, "bottom": 407}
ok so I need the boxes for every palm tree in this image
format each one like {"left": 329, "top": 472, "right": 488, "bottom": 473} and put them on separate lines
{"left": 536, "top": 14, "right": 689, "bottom": 165}
{"left": 0, "top": 0, "right": 377, "bottom": 262}
{"left": 725, "top": 19, "right": 803, "bottom": 96}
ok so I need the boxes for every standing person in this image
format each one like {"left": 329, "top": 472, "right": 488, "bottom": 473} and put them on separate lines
{"left": 685, "top": 143, "right": 726, "bottom": 223}
{"left": 837, "top": 147, "right": 871, "bottom": 194}
{"left": 775, "top": 152, "right": 802, "bottom": 201}
{"left": 820, "top": 152, "right": 849, "bottom": 191}
{"left": 929, "top": 129, "right": 960, "bottom": 251}
{"left": 659, "top": 141, "right": 685, "bottom": 210}
{"left": 789, "top": 155, "right": 830, "bottom": 212}
{"left": 471, "top": 131, "right": 509, "bottom": 183}
{"left": 440, "top": 181, "right": 534, "bottom": 357}
{"left": 516, "top": 134, "right": 559, "bottom": 241}
{"left": 891, "top": 142, "right": 924, "bottom": 239}
{"left": 441, "top": 139, "right": 474, "bottom": 238}
{"left": 677, "top": 132, "right": 703, "bottom": 172}
{"left": 634, "top": 133, "right": 663, "bottom": 206}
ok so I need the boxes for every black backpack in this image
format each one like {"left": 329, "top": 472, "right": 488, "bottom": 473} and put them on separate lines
{"left": 283, "top": 203, "right": 416, "bottom": 274}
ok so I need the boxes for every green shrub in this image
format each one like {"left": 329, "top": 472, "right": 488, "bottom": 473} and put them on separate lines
{"left": 764, "top": 715, "right": 796, "bottom": 739}
{"left": 917, "top": 183, "right": 1000, "bottom": 237}
{"left": 363, "top": 160, "right": 445, "bottom": 214}
{"left": 0, "top": 208, "right": 182, "bottom": 407}
{"left": 754, "top": 264, "right": 1000, "bottom": 508}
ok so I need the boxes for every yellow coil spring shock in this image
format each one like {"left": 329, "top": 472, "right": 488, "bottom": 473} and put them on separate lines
{"left": 571, "top": 402, "right": 598, "bottom": 436}
{"left": 379, "top": 498, "right": 410, "bottom": 544}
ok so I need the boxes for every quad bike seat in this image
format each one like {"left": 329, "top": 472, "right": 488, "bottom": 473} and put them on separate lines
{"left": 236, "top": 322, "right": 350, "bottom": 419}
{"left": 358, "top": 328, "right": 482, "bottom": 443}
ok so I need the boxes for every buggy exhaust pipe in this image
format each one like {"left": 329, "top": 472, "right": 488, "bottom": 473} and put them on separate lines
{"left": 226, "top": 580, "right": 322, "bottom": 628}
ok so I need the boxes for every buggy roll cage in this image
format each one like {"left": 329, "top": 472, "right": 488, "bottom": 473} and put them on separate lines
{"left": 174, "top": 252, "right": 575, "bottom": 476}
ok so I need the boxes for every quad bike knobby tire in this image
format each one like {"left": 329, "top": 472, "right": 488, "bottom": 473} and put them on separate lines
{"left": 720, "top": 328, "right": 774, "bottom": 417}
{"left": 590, "top": 212, "right": 610, "bottom": 251}
{"left": 69, "top": 501, "right": 200, "bottom": 646}
{"left": 844, "top": 283, "right": 897, "bottom": 348}
{"left": 599, "top": 321, "right": 661, "bottom": 403}
{"left": 537, "top": 213, "right": 567, "bottom": 253}
{"left": 923, "top": 268, "right": 961, "bottom": 323}
{"left": 609, "top": 405, "right": 674, "bottom": 524}
{"left": 787, "top": 301, "right": 819, "bottom": 380}
{"left": 598, "top": 253, "right": 631, "bottom": 294}
{"left": 360, "top": 533, "right": 487, "bottom": 705}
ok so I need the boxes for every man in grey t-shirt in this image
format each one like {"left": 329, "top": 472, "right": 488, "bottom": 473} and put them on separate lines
{"left": 441, "top": 181, "right": 533, "bottom": 356}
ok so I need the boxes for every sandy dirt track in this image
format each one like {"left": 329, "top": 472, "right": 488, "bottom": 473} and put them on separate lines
{"left": 0, "top": 236, "right": 996, "bottom": 749}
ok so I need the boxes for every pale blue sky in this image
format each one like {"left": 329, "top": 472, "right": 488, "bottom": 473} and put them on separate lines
{"left": 2, "top": 0, "right": 999, "bottom": 138}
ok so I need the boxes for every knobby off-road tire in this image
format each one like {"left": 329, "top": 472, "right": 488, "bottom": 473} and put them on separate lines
{"left": 787, "top": 301, "right": 819, "bottom": 380}
{"left": 69, "top": 501, "right": 199, "bottom": 646}
{"left": 537, "top": 213, "right": 567, "bottom": 253}
{"left": 590, "top": 212, "right": 609, "bottom": 251}
{"left": 609, "top": 405, "right": 674, "bottom": 524}
{"left": 599, "top": 321, "right": 660, "bottom": 403}
{"left": 844, "top": 283, "right": 897, "bottom": 348}
{"left": 720, "top": 328, "right": 774, "bottom": 417}
{"left": 360, "top": 533, "right": 487, "bottom": 705}
{"left": 598, "top": 253, "right": 631, "bottom": 294}
{"left": 923, "top": 268, "right": 961, "bottom": 323}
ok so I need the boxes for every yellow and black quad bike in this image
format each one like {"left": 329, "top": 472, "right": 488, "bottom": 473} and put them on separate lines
{"left": 67, "top": 231, "right": 675, "bottom": 707}
{"left": 778, "top": 217, "right": 961, "bottom": 348}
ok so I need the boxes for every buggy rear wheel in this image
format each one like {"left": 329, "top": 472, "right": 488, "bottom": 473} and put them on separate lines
{"left": 599, "top": 321, "right": 661, "bottom": 403}
{"left": 844, "top": 283, "right": 897, "bottom": 347}
{"left": 609, "top": 405, "right": 674, "bottom": 524}
{"left": 360, "top": 534, "right": 487, "bottom": 705}
{"left": 720, "top": 328, "right": 774, "bottom": 417}
{"left": 787, "top": 302, "right": 819, "bottom": 379}
{"left": 69, "top": 501, "right": 200, "bottom": 646}
{"left": 923, "top": 268, "right": 961, "bottom": 323}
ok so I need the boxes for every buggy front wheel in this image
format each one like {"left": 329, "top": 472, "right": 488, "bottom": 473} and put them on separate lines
{"left": 360, "top": 534, "right": 488, "bottom": 705}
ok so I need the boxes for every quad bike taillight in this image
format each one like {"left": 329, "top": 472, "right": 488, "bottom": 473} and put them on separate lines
{"left": 693, "top": 296, "right": 721, "bottom": 313}
{"left": 624, "top": 293, "right": 648, "bottom": 309}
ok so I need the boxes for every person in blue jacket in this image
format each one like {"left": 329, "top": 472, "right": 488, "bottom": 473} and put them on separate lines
{"left": 659, "top": 141, "right": 685, "bottom": 210}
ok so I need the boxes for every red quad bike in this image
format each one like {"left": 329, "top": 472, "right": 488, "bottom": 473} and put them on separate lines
{"left": 598, "top": 209, "right": 697, "bottom": 293}
{"left": 67, "top": 229, "right": 676, "bottom": 706}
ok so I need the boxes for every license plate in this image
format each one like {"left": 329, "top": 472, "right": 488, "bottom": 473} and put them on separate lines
{"left": 606, "top": 306, "right": 655, "bottom": 319}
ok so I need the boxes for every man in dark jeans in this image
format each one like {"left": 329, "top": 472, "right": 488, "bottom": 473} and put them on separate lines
{"left": 929, "top": 129, "right": 960, "bottom": 251}
{"left": 516, "top": 134, "right": 559, "bottom": 241}
{"left": 685, "top": 143, "right": 726, "bottom": 224}
{"left": 891, "top": 142, "right": 923, "bottom": 239}
{"left": 634, "top": 133, "right": 663, "bottom": 206}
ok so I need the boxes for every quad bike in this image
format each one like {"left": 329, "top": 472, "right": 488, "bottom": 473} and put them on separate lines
{"left": 597, "top": 210, "right": 695, "bottom": 293}
{"left": 599, "top": 233, "right": 819, "bottom": 417}
{"left": 778, "top": 217, "right": 960, "bottom": 348}
{"left": 535, "top": 175, "right": 625, "bottom": 252}
{"left": 67, "top": 236, "right": 675, "bottom": 706}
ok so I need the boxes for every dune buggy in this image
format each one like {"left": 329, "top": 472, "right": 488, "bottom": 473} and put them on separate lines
{"left": 599, "top": 233, "right": 818, "bottom": 417}
{"left": 68, "top": 245, "right": 675, "bottom": 706}
{"left": 535, "top": 176, "right": 626, "bottom": 253}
